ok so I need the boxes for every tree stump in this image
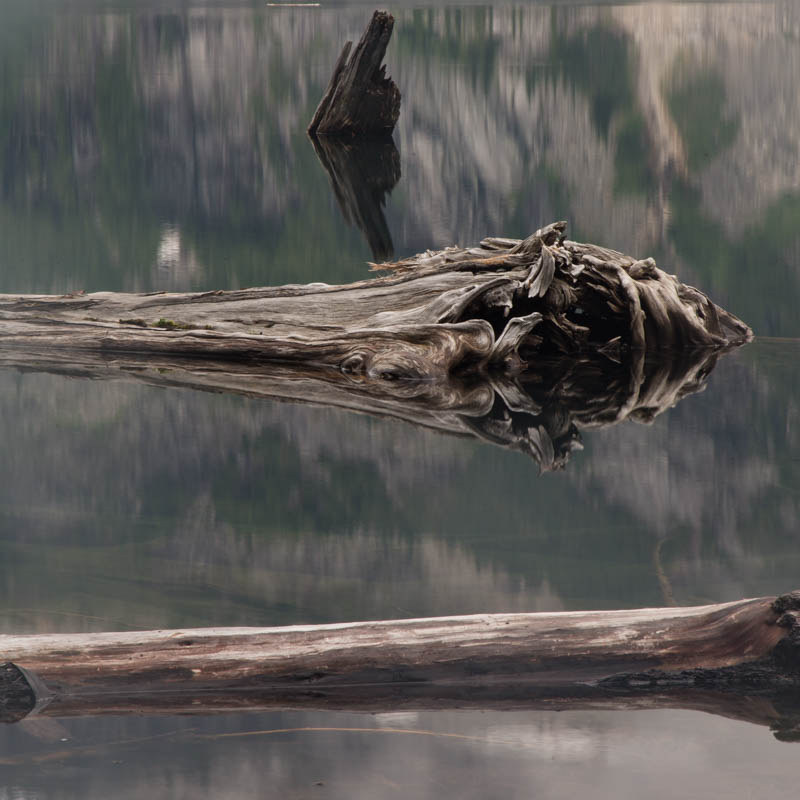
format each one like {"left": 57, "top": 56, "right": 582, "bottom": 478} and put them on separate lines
{"left": 308, "top": 10, "right": 401, "bottom": 136}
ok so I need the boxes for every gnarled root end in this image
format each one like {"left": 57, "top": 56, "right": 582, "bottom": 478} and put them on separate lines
{"left": 372, "top": 222, "right": 752, "bottom": 379}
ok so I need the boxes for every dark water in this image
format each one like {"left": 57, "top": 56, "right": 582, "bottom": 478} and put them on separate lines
{"left": 1, "top": 0, "right": 800, "bottom": 795}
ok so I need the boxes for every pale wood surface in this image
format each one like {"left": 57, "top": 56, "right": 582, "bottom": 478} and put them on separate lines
{"left": 1, "top": 592, "right": 798, "bottom": 726}
{"left": 0, "top": 223, "right": 752, "bottom": 379}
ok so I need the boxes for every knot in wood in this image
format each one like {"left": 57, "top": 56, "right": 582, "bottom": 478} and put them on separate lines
{"left": 340, "top": 352, "right": 367, "bottom": 376}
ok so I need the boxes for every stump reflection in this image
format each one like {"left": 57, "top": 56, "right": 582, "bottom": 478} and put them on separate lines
{"left": 311, "top": 135, "right": 400, "bottom": 261}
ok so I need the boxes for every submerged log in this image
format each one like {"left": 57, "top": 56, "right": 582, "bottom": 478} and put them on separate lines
{"left": 308, "top": 10, "right": 401, "bottom": 136}
{"left": 1, "top": 592, "right": 799, "bottom": 738}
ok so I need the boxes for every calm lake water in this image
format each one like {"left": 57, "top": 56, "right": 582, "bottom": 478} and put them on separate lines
{"left": 1, "top": 0, "right": 800, "bottom": 795}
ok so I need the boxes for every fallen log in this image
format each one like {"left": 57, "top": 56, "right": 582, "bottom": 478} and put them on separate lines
{"left": 307, "top": 10, "right": 401, "bottom": 136}
{"left": 1, "top": 592, "right": 799, "bottom": 739}
{"left": 0, "top": 222, "right": 751, "bottom": 382}
{"left": 0, "top": 222, "right": 750, "bottom": 469}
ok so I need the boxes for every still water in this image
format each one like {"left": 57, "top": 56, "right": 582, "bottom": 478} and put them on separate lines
{"left": 1, "top": 0, "right": 799, "bottom": 795}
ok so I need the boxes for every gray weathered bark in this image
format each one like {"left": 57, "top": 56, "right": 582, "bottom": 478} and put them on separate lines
{"left": 0, "top": 223, "right": 752, "bottom": 468}
{"left": 0, "top": 222, "right": 751, "bottom": 377}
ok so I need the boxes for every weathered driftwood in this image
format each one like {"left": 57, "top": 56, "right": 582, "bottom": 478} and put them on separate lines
{"left": 0, "top": 223, "right": 752, "bottom": 468}
{"left": 0, "top": 222, "right": 751, "bottom": 378}
{"left": 1, "top": 592, "right": 799, "bottom": 739}
{"left": 310, "top": 134, "right": 400, "bottom": 260}
{"left": 307, "top": 10, "right": 401, "bottom": 136}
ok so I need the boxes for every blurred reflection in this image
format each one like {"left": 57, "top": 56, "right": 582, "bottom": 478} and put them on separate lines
{"left": 1, "top": 1, "right": 799, "bottom": 794}
{"left": 0, "top": 340, "right": 797, "bottom": 632}
{"left": 0, "top": 342, "right": 728, "bottom": 475}
{"left": 3, "top": 653, "right": 800, "bottom": 743}
{"left": 0, "top": 708, "right": 797, "bottom": 797}
{"left": 2, "top": 2, "right": 799, "bottom": 334}
{"left": 310, "top": 135, "right": 400, "bottom": 261}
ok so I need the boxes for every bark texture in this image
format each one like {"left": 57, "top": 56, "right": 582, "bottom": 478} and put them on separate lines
{"left": 307, "top": 10, "right": 401, "bottom": 136}
{"left": 0, "top": 592, "right": 798, "bottom": 735}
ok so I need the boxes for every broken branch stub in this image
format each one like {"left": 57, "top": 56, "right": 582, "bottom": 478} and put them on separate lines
{"left": 308, "top": 10, "right": 401, "bottom": 136}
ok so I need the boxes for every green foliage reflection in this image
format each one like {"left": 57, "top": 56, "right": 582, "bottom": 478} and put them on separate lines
{"left": 666, "top": 68, "right": 739, "bottom": 170}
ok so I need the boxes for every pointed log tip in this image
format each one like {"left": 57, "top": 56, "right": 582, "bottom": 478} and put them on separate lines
{"left": 770, "top": 591, "right": 800, "bottom": 673}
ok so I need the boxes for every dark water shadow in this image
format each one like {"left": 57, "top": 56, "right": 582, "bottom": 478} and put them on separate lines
{"left": 310, "top": 134, "right": 400, "bottom": 261}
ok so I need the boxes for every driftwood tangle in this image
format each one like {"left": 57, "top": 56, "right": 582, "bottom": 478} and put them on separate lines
{"left": 0, "top": 222, "right": 751, "bottom": 469}
{"left": 308, "top": 10, "right": 401, "bottom": 136}
{"left": 1, "top": 592, "right": 799, "bottom": 739}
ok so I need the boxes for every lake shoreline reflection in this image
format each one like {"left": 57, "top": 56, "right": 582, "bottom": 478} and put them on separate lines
{"left": 1, "top": 0, "right": 799, "bottom": 796}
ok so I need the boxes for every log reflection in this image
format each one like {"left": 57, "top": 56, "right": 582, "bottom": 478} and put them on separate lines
{"left": 310, "top": 134, "right": 400, "bottom": 260}
{"left": 0, "top": 343, "right": 723, "bottom": 473}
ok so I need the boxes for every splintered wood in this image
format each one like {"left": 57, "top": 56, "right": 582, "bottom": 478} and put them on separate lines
{"left": 308, "top": 10, "right": 401, "bottom": 137}
{"left": 0, "top": 222, "right": 751, "bottom": 378}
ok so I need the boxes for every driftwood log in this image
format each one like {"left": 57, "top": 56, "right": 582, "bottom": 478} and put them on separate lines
{"left": 1, "top": 592, "right": 799, "bottom": 740}
{"left": 0, "top": 222, "right": 751, "bottom": 375}
{"left": 307, "top": 10, "right": 401, "bottom": 136}
{"left": 0, "top": 222, "right": 752, "bottom": 469}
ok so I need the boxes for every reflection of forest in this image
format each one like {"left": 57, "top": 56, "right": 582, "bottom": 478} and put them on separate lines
{"left": 0, "top": 707, "right": 791, "bottom": 798}
{"left": 0, "top": 340, "right": 797, "bottom": 631}
{"left": 1, "top": 4, "right": 799, "bottom": 334}
{"left": 1, "top": 2, "right": 799, "bottom": 631}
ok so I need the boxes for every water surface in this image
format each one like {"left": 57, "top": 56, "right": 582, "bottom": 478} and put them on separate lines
{"left": 1, "top": 0, "right": 799, "bottom": 796}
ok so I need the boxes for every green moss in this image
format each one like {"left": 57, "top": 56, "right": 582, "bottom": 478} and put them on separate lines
{"left": 153, "top": 318, "right": 193, "bottom": 330}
